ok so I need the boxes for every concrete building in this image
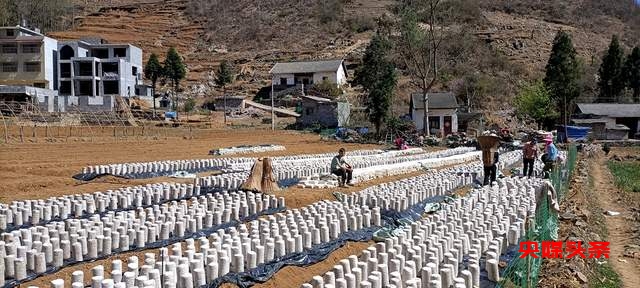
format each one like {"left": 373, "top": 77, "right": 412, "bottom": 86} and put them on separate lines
{"left": 296, "top": 95, "right": 350, "bottom": 128}
{"left": 56, "top": 39, "right": 144, "bottom": 111}
{"left": 572, "top": 103, "right": 640, "bottom": 139}
{"left": 410, "top": 92, "right": 459, "bottom": 136}
{"left": 0, "top": 26, "right": 148, "bottom": 112}
{"left": 270, "top": 59, "right": 348, "bottom": 90}
{"left": 0, "top": 26, "right": 58, "bottom": 90}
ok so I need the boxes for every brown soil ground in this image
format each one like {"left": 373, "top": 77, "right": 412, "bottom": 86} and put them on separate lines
{"left": 0, "top": 128, "right": 382, "bottom": 203}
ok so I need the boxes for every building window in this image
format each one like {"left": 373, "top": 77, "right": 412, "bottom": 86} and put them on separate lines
{"left": 22, "top": 44, "right": 40, "bottom": 53}
{"left": 322, "top": 76, "right": 328, "bottom": 81}
{"left": 306, "top": 107, "right": 313, "bottom": 115}
{"left": 132, "top": 66, "right": 138, "bottom": 77}
{"left": 1, "top": 62, "right": 17, "bottom": 72}
{"left": 1, "top": 44, "right": 17, "bottom": 53}
{"left": 6, "top": 29, "right": 14, "bottom": 37}
{"left": 33, "top": 83, "right": 45, "bottom": 88}
{"left": 428, "top": 116, "right": 440, "bottom": 130}
{"left": 114, "top": 48, "right": 126, "bottom": 58}
{"left": 24, "top": 62, "right": 41, "bottom": 72}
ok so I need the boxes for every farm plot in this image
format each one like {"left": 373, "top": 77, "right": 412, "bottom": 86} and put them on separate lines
{"left": 1, "top": 130, "right": 565, "bottom": 288}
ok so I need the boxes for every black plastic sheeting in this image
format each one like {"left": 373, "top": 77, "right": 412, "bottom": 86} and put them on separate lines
{"left": 72, "top": 166, "right": 227, "bottom": 181}
{"left": 1, "top": 206, "right": 286, "bottom": 288}
{"left": 209, "top": 227, "right": 379, "bottom": 288}
{"left": 379, "top": 195, "right": 449, "bottom": 228}
{"left": 1, "top": 186, "right": 232, "bottom": 233}
{"left": 277, "top": 178, "right": 300, "bottom": 188}
{"left": 210, "top": 191, "right": 453, "bottom": 287}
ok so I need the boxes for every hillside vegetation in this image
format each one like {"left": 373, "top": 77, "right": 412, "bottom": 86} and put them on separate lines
{"left": 3, "top": 0, "right": 639, "bottom": 123}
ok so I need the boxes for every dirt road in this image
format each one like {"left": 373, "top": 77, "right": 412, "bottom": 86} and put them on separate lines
{"left": 591, "top": 156, "right": 640, "bottom": 287}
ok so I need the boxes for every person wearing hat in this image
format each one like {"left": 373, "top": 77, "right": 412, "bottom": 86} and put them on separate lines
{"left": 522, "top": 138, "right": 538, "bottom": 177}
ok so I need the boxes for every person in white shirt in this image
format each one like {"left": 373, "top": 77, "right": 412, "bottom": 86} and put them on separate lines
{"left": 331, "top": 148, "right": 353, "bottom": 187}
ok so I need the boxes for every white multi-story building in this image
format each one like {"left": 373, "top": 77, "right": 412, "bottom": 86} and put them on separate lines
{"left": 56, "top": 40, "right": 144, "bottom": 111}
{"left": 0, "top": 25, "right": 148, "bottom": 112}
{"left": 0, "top": 26, "right": 58, "bottom": 90}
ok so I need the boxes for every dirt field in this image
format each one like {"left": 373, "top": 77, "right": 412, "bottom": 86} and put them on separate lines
{"left": 0, "top": 128, "right": 382, "bottom": 203}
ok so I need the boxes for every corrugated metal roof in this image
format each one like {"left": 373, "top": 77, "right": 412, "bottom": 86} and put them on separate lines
{"left": 576, "top": 103, "right": 640, "bottom": 118}
{"left": 571, "top": 118, "right": 609, "bottom": 124}
{"left": 411, "top": 92, "right": 458, "bottom": 109}
{"left": 270, "top": 60, "right": 344, "bottom": 74}
{"left": 301, "top": 95, "right": 333, "bottom": 103}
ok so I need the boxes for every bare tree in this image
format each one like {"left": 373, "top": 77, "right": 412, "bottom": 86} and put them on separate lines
{"left": 397, "top": 0, "right": 447, "bottom": 136}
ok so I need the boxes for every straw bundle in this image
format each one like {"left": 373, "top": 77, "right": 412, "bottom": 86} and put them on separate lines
{"left": 261, "top": 157, "right": 280, "bottom": 193}
{"left": 240, "top": 158, "right": 264, "bottom": 191}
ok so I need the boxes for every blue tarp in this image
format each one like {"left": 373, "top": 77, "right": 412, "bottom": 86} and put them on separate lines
{"left": 556, "top": 125, "right": 591, "bottom": 142}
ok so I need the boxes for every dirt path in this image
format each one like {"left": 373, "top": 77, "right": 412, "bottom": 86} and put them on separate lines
{"left": 591, "top": 157, "right": 640, "bottom": 287}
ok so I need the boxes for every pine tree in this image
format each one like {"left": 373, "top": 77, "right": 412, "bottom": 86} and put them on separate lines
{"left": 215, "top": 60, "right": 234, "bottom": 123}
{"left": 597, "top": 35, "right": 625, "bottom": 103}
{"left": 623, "top": 46, "right": 640, "bottom": 102}
{"left": 544, "top": 30, "right": 580, "bottom": 127}
{"left": 163, "top": 47, "right": 186, "bottom": 117}
{"left": 355, "top": 33, "right": 397, "bottom": 135}
{"left": 367, "top": 62, "right": 396, "bottom": 135}
{"left": 144, "top": 53, "right": 163, "bottom": 116}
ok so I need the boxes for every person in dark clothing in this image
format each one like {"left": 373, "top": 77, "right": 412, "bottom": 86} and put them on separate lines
{"left": 602, "top": 143, "right": 611, "bottom": 155}
{"left": 331, "top": 148, "right": 353, "bottom": 187}
{"left": 483, "top": 151, "right": 499, "bottom": 186}
{"left": 522, "top": 139, "right": 538, "bottom": 177}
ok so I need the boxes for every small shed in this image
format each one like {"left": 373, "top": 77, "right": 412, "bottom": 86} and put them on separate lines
{"left": 213, "top": 95, "right": 246, "bottom": 111}
{"left": 409, "top": 92, "right": 459, "bottom": 136}
{"left": 296, "top": 95, "right": 350, "bottom": 128}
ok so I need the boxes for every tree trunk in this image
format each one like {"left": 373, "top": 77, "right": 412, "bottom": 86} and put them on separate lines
{"left": 223, "top": 86, "right": 227, "bottom": 124}
{"left": 152, "top": 82, "right": 156, "bottom": 117}
{"left": 422, "top": 77, "right": 430, "bottom": 136}
{"left": 174, "top": 82, "right": 179, "bottom": 121}
{"left": 634, "top": 87, "right": 640, "bottom": 103}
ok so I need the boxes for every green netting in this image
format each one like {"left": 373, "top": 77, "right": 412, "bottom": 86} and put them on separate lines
{"left": 498, "top": 144, "right": 577, "bottom": 288}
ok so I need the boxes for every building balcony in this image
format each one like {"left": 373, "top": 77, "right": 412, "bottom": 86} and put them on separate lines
{"left": 102, "top": 72, "right": 119, "bottom": 81}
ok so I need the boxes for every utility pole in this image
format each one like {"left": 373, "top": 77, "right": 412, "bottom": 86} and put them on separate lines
{"left": 271, "top": 81, "right": 275, "bottom": 131}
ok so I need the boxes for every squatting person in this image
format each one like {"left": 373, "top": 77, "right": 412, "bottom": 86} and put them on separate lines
{"left": 331, "top": 148, "right": 353, "bottom": 187}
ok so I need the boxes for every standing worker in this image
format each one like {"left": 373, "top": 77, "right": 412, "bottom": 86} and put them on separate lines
{"left": 478, "top": 134, "right": 502, "bottom": 186}
{"left": 542, "top": 135, "right": 558, "bottom": 178}
{"left": 522, "top": 138, "right": 538, "bottom": 178}
{"left": 483, "top": 149, "right": 499, "bottom": 186}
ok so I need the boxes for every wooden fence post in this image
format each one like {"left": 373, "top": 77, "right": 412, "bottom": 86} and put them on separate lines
{"left": 20, "top": 126, "right": 24, "bottom": 143}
